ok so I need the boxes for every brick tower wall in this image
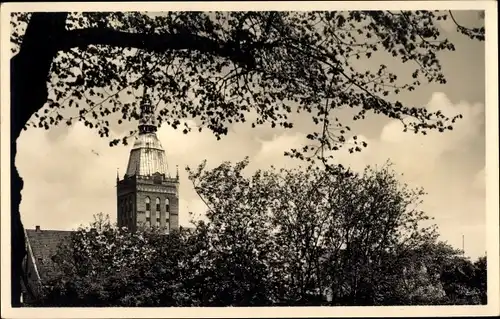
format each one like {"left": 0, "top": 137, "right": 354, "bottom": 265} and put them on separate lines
{"left": 134, "top": 176, "right": 179, "bottom": 232}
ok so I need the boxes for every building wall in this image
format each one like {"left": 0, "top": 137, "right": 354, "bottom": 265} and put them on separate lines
{"left": 169, "top": 196, "right": 179, "bottom": 231}
{"left": 118, "top": 174, "right": 179, "bottom": 232}
{"left": 117, "top": 177, "right": 138, "bottom": 230}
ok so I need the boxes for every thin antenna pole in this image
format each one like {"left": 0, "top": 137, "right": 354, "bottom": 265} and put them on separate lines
{"left": 462, "top": 234, "right": 465, "bottom": 255}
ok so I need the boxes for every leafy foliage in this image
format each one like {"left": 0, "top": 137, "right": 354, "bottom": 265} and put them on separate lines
{"left": 33, "top": 163, "right": 486, "bottom": 306}
{"left": 11, "top": 11, "right": 484, "bottom": 164}
{"left": 187, "top": 159, "right": 440, "bottom": 305}
{"left": 439, "top": 255, "right": 488, "bottom": 305}
{"left": 36, "top": 214, "right": 192, "bottom": 306}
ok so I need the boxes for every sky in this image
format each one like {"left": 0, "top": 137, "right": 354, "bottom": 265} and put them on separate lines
{"left": 15, "top": 11, "right": 487, "bottom": 260}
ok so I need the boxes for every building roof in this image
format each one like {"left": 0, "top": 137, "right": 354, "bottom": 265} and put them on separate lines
{"left": 25, "top": 228, "right": 73, "bottom": 283}
{"left": 125, "top": 132, "right": 170, "bottom": 178}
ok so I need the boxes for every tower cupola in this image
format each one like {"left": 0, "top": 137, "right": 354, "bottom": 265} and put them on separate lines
{"left": 124, "top": 84, "right": 169, "bottom": 178}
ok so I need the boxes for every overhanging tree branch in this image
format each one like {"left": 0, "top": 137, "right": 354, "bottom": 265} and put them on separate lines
{"left": 59, "top": 28, "right": 257, "bottom": 68}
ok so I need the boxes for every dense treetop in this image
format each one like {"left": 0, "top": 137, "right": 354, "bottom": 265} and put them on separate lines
{"left": 33, "top": 161, "right": 487, "bottom": 306}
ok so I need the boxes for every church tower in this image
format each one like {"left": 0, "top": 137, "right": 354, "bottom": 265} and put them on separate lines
{"left": 116, "top": 87, "right": 179, "bottom": 233}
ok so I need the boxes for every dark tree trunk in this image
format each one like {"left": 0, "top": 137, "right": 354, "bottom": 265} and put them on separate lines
{"left": 10, "top": 12, "right": 68, "bottom": 306}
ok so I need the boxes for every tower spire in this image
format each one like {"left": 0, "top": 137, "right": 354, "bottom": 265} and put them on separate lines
{"left": 138, "top": 75, "right": 157, "bottom": 135}
{"left": 116, "top": 168, "right": 120, "bottom": 182}
{"left": 118, "top": 74, "right": 180, "bottom": 233}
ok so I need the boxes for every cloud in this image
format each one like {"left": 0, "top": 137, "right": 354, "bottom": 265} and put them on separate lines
{"left": 333, "top": 92, "right": 485, "bottom": 258}
{"left": 349, "top": 92, "right": 485, "bottom": 181}
{"left": 252, "top": 133, "right": 306, "bottom": 170}
{"left": 17, "top": 123, "right": 129, "bottom": 230}
{"left": 16, "top": 91, "right": 485, "bottom": 259}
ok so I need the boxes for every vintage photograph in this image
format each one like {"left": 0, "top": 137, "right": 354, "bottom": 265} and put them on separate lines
{"left": 1, "top": 2, "right": 498, "bottom": 316}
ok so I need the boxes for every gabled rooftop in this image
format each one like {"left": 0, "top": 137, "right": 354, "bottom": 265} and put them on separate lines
{"left": 25, "top": 227, "right": 73, "bottom": 283}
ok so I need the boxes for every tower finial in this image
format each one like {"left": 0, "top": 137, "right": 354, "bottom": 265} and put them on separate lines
{"left": 138, "top": 74, "right": 157, "bottom": 135}
{"left": 176, "top": 165, "right": 179, "bottom": 180}
{"left": 116, "top": 168, "right": 120, "bottom": 182}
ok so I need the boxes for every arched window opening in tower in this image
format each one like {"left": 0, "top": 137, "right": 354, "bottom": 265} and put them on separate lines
{"left": 145, "top": 196, "right": 151, "bottom": 226}
{"left": 156, "top": 197, "right": 160, "bottom": 212}
{"left": 155, "top": 198, "right": 161, "bottom": 227}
